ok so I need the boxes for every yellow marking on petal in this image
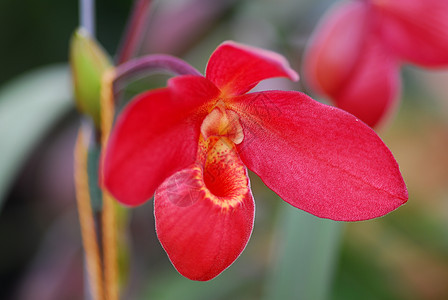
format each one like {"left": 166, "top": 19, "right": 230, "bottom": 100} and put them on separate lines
{"left": 197, "top": 136, "right": 250, "bottom": 210}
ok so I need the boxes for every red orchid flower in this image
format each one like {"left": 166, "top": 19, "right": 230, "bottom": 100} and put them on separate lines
{"left": 303, "top": 0, "right": 448, "bottom": 128}
{"left": 103, "top": 41, "right": 408, "bottom": 281}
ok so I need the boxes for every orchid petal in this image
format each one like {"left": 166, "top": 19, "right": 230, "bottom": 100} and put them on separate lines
{"left": 230, "top": 91, "right": 408, "bottom": 221}
{"left": 155, "top": 137, "right": 254, "bottom": 280}
{"left": 302, "top": 1, "right": 369, "bottom": 97}
{"left": 373, "top": 0, "right": 448, "bottom": 67}
{"left": 206, "top": 41, "right": 298, "bottom": 96}
{"left": 103, "top": 77, "right": 219, "bottom": 206}
{"left": 167, "top": 74, "right": 220, "bottom": 106}
{"left": 335, "top": 40, "right": 401, "bottom": 128}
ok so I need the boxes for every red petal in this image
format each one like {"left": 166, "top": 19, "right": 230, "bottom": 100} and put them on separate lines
{"left": 103, "top": 76, "right": 219, "bottom": 206}
{"left": 335, "top": 39, "right": 401, "bottom": 128}
{"left": 155, "top": 137, "right": 254, "bottom": 280}
{"left": 373, "top": 0, "right": 448, "bottom": 67}
{"left": 206, "top": 41, "right": 299, "bottom": 96}
{"left": 230, "top": 91, "right": 408, "bottom": 221}
{"left": 302, "top": 1, "right": 370, "bottom": 97}
{"left": 167, "top": 74, "right": 220, "bottom": 105}
{"left": 302, "top": 1, "right": 401, "bottom": 128}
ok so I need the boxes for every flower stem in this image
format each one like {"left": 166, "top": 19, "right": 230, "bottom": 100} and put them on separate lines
{"left": 102, "top": 192, "right": 119, "bottom": 300}
{"left": 116, "top": 0, "right": 153, "bottom": 64}
{"left": 74, "top": 125, "right": 104, "bottom": 300}
{"left": 77, "top": 0, "right": 122, "bottom": 298}
{"left": 80, "top": 0, "right": 95, "bottom": 36}
{"left": 100, "top": 69, "right": 120, "bottom": 300}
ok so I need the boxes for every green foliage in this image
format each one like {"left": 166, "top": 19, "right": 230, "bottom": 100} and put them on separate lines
{"left": 0, "top": 65, "right": 73, "bottom": 212}
{"left": 263, "top": 205, "right": 343, "bottom": 300}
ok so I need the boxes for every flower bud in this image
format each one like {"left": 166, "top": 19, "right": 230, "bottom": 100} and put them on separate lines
{"left": 70, "top": 28, "right": 112, "bottom": 128}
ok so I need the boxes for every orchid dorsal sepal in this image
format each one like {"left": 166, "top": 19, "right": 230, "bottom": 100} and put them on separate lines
{"left": 113, "top": 54, "right": 201, "bottom": 94}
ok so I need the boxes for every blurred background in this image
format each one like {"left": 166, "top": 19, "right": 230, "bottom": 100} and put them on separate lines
{"left": 1, "top": 0, "right": 447, "bottom": 299}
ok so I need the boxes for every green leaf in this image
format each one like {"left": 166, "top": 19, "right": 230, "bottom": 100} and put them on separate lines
{"left": 263, "top": 204, "right": 343, "bottom": 300}
{"left": 0, "top": 64, "right": 73, "bottom": 212}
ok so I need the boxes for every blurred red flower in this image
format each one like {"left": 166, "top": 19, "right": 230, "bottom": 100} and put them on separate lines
{"left": 303, "top": 0, "right": 448, "bottom": 128}
{"left": 103, "top": 41, "right": 407, "bottom": 280}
